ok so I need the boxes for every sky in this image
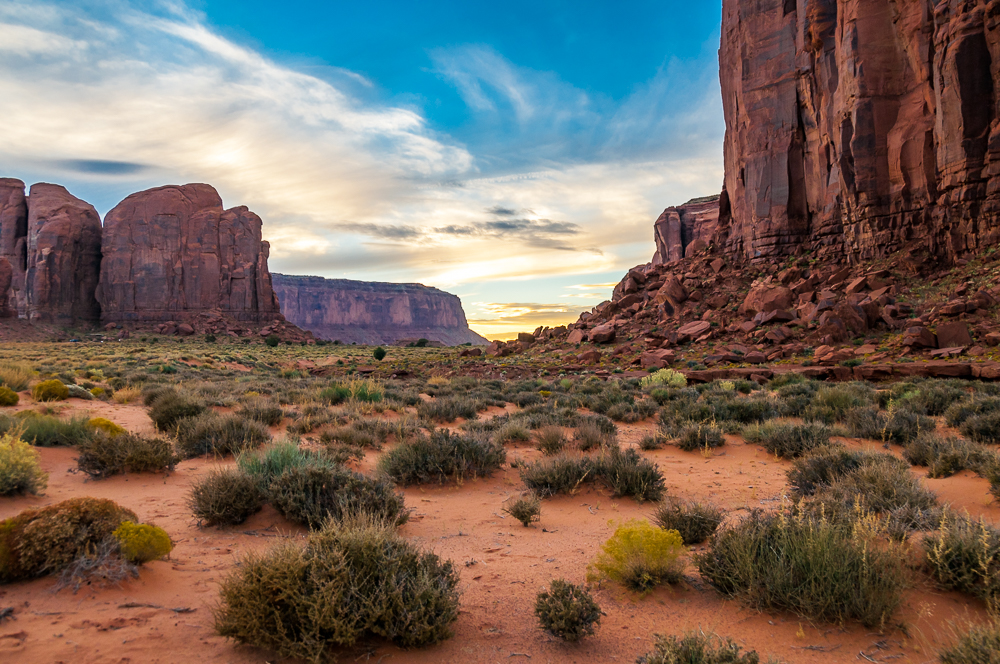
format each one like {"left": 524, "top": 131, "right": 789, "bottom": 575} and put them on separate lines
{"left": 0, "top": 0, "right": 725, "bottom": 339}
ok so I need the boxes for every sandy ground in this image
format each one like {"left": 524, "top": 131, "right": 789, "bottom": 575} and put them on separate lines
{"left": 0, "top": 402, "right": 995, "bottom": 663}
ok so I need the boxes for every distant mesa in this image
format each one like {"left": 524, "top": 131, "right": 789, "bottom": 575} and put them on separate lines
{"left": 272, "top": 274, "right": 488, "bottom": 346}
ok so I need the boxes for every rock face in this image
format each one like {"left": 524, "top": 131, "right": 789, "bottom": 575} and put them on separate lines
{"left": 25, "top": 184, "right": 102, "bottom": 324}
{"left": 718, "top": 0, "right": 1000, "bottom": 263}
{"left": 0, "top": 178, "right": 28, "bottom": 318}
{"left": 96, "top": 184, "right": 281, "bottom": 323}
{"left": 272, "top": 274, "right": 488, "bottom": 346}
{"left": 652, "top": 195, "right": 721, "bottom": 264}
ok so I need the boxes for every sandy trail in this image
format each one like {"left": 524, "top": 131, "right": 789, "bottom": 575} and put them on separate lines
{"left": 0, "top": 412, "right": 994, "bottom": 663}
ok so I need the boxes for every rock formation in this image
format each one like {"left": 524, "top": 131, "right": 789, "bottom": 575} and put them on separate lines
{"left": 24, "top": 184, "right": 102, "bottom": 324}
{"left": 271, "top": 274, "right": 488, "bottom": 346}
{"left": 0, "top": 179, "right": 27, "bottom": 319}
{"left": 652, "top": 195, "right": 721, "bottom": 264}
{"left": 96, "top": 184, "right": 281, "bottom": 323}
{"left": 717, "top": 0, "right": 1000, "bottom": 263}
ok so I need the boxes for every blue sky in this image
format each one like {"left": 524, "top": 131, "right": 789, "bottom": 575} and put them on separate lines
{"left": 0, "top": 0, "right": 724, "bottom": 338}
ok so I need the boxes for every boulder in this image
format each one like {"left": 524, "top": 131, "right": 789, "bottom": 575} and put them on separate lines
{"left": 677, "top": 320, "right": 712, "bottom": 343}
{"left": 567, "top": 329, "right": 587, "bottom": 344}
{"left": 640, "top": 349, "right": 676, "bottom": 370}
{"left": 935, "top": 322, "right": 973, "bottom": 349}
{"left": 903, "top": 326, "right": 937, "bottom": 348}
{"left": 739, "top": 285, "right": 793, "bottom": 316}
{"left": 517, "top": 332, "right": 535, "bottom": 344}
{"left": 578, "top": 350, "right": 602, "bottom": 364}
{"left": 590, "top": 324, "right": 616, "bottom": 344}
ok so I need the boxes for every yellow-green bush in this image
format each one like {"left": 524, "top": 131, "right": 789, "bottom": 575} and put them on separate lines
{"left": 0, "top": 361, "right": 33, "bottom": 392}
{"left": 112, "top": 386, "right": 141, "bottom": 404}
{"left": 587, "top": 519, "right": 684, "bottom": 594}
{"left": 0, "top": 386, "right": 18, "bottom": 407}
{"left": 90, "top": 387, "right": 106, "bottom": 398}
{"left": 113, "top": 522, "right": 173, "bottom": 564}
{"left": 641, "top": 369, "right": 687, "bottom": 389}
{"left": 32, "top": 379, "right": 69, "bottom": 402}
{"left": 0, "top": 431, "right": 47, "bottom": 496}
{"left": 86, "top": 417, "right": 127, "bottom": 437}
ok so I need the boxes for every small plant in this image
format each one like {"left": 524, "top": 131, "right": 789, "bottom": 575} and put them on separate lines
{"left": 642, "top": 369, "right": 687, "bottom": 389}
{"left": 742, "top": 421, "right": 831, "bottom": 459}
{"left": 0, "top": 361, "right": 33, "bottom": 392}
{"left": 597, "top": 447, "right": 666, "bottom": 502}
{"left": 636, "top": 633, "right": 762, "bottom": 664}
{"left": 503, "top": 493, "right": 541, "bottom": 527}
{"left": 176, "top": 413, "right": 270, "bottom": 458}
{"left": 76, "top": 432, "right": 178, "bottom": 479}
{"left": 846, "top": 406, "right": 933, "bottom": 444}
{"left": 0, "top": 431, "right": 47, "bottom": 496}
{"left": 377, "top": 430, "right": 505, "bottom": 485}
{"left": 264, "top": 334, "right": 280, "bottom": 347}
{"left": 520, "top": 455, "right": 595, "bottom": 496}
{"left": 188, "top": 469, "right": 265, "bottom": 527}
{"left": 652, "top": 497, "right": 725, "bottom": 545}
{"left": 269, "top": 465, "right": 409, "bottom": 528}
{"left": 112, "top": 385, "right": 141, "bottom": 404}
{"left": 924, "top": 511, "right": 1000, "bottom": 605}
{"left": 32, "top": 379, "right": 69, "bottom": 402}
{"left": 5, "top": 413, "right": 93, "bottom": 447}
{"left": 588, "top": 519, "right": 684, "bottom": 594}
{"left": 237, "top": 397, "right": 284, "bottom": 426}
{"left": 574, "top": 422, "right": 611, "bottom": 451}
{"left": 319, "top": 384, "right": 352, "bottom": 405}
{"left": 0, "top": 386, "right": 18, "bottom": 407}
{"left": 237, "top": 439, "right": 337, "bottom": 489}
{"left": 112, "top": 522, "right": 173, "bottom": 564}
{"left": 961, "top": 410, "right": 1000, "bottom": 444}
{"left": 676, "top": 423, "right": 725, "bottom": 452}
{"left": 373, "top": 346, "right": 387, "bottom": 361}
{"left": 639, "top": 433, "right": 666, "bottom": 450}
{"left": 536, "top": 426, "right": 567, "bottom": 455}
{"left": 940, "top": 622, "right": 1000, "bottom": 664}
{"left": 535, "top": 579, "right": 601, "bottom": 641}
{"left": 86, "top": 417, "right": 127, "bottom": 437}
{"left": 148, "top": 391, "right": 205, "bottom": 432}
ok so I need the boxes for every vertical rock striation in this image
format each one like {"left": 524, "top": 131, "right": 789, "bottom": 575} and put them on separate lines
{"left": 0, "top": 178, "right": 28, "bottom": 318}
{"left": 718, "top": 0, "right": 1000, "bottom": 263}
{"left": 25, "top": 184, "right": 102, "bottom": 324}
{"left": 96, "top": 184, "right": 281, "bottom": 323}
{"left": 652, "top": 195, "right": 722, "bottom": 264}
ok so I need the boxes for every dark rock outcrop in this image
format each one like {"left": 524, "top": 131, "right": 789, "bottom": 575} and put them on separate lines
{"left": 0, "top": 178, "right": 28, "bottom": 318}
{"left": 272, "top": 274, "right": 488, "bottom": 346}
{"left": 718, "top": 0, "right": 1000, "bottom": 263}
{"left": 652, "top": 195, "right": 721, "bottom": 264}
{"left": 25, "top": 184, "right": 102, "bottom": 324}
{"left": 96, "top": 184, "right": 281, "bottom": 323}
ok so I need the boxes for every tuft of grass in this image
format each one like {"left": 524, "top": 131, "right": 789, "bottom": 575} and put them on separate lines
{"left": 676, "top": 423, "right": 724, "bottom": 452}
{"left": 237, "top": 397, "right": 284, "bottom": 426}
{"left": 0, "top": 386, "right": 18, "bottom": 407}
{"left": 377, "top": 430, "right": 505, "bottom": 485}
{"left": 76, "top": 432, "right": 179, "bottom": 479}
{"left": 940, "top": 622, "right": 1000, "bottom": 664}
{"left": 904, "top": 432, "right": 998, "bottom": 479}
{"left": 0, "top": 430, "right": 47, "bottom": 496}
{"left": 534, "top": 579, "right": 601, "bottom": 642}
{"left": 636, "top": 632, "right": 764, "bottom": 664}
{"left": 237, "top": 439, "right": 337, "bottom": 490}
{"left": 652, "top": 497, "right": 725, "bottom": 545}
{"left": 960, "top": 411, "right": 1000, "bottom": 444}
{"left": 188, "top": 469, "right": 265, "bottom": 527}
{"left": 925, "top": 511, "right": 1000, "bottom": 606}
{"left": 269, "top": 465, "right": 408, "bottom": 528}
{"left": 176, "top": 413, "right": 270, "bottom": 458}
{"left": 148, "top": 391, "right": 205, "bottom": 432}
{"left": 1, "top": 413, "right": 93, "bottom": 447}
{"left": 587, "top": 519, "right": 684, "bottom": 594}
{"left": 597, "top": 447, "right": 665, "bottom": 503}
{"left": 112, "top": 386, "right": 141, "bottom": 404}
{"left": 845, "top": 406, "right": 934, "bottom": 444}
{"left": 536, "top": 426, "right": 567, "bottom": 455}
{"left": 742, "top": 421, "right": 832, "bottom": 459}
{"left": 0, "top": 361, "right": 33, "bottom": 391}
{"left": 503, "top": 493, "right": 541, "bottom": 527}
{"left": 520, "top": 455, "right": 595, "bottom": 497}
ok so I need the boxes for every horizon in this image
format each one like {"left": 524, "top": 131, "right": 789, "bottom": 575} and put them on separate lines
{"left": 0, "top": 0, "right": 725, "bottom": 339}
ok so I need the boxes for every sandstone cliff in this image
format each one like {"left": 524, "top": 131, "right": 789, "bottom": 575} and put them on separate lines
{"left": 0, "top": 178, "right": 27, "bottom": 318}
{"left": 96, "top": 184, "right": 281, "bottom": 323}
{"left": 652, "top": 195, "right": 721, "bottom": 264}
{"left": 718, "top": 0, "right": 1000, "bottom": 263}
{"left": 272, "top": 274, "right": 488, "bottom": 346}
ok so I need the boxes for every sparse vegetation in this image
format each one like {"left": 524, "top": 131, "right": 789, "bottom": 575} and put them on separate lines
{"left": 176, "top": 412, "right": 270, "bottom": 458}
{"left": 269, "top": 465, "right": 408, "bottom": 528}
{"left": 535, "top": 579, "right": 601, "bottom": 641}
{"left": 377, "top": 430, "right": 505, "bottom": 485}
{"left": 652, "top": 497, "right": 725, "bottom": 545}
{"left": 940, "top": 622, "right": 1000, "bottom": 664}
{"left": 742, "top": 421, "right": 831, "bottom": 459}
{"left": 636, "top": 633, "right": 763, "bottom": 664}
{"left": 0, "top": 386, "right": 18, "bottom": 407}
{"left": 503, "top": 493, "right": 541, "bottom": 527}
{"left": 76, "top": 432, "right": 179, "bottom": 479}
{"left": 0, "top": 361, "right": 33, "bottom": 392}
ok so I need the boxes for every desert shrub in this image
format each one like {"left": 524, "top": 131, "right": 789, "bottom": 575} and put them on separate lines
{"left": 373, "top": 346, "right": 387, "bottom": 361}
{"left": 924, "top": 511, "right": 1000, "bottom": 606}
{"left": 113, "top": 522, "right": 173, "bottom": 564}
{"left": 188, "top": 469, "right": 265, "bottom": 527}
{"left": 417, "top": 396, "right": 481, "bottom": 422}
{"left": 345, "top": 378, "right": 384, "bottom": 403}
{"left": 0, "top": 361, "right": 33, "bottom": 391}
{"left": 597, "top": 447, "right": 666, "bottom": 502}
{"left": 176, "top": 412, "right": 270, "bottom": 458}
{"left": 696, "top": 509, "right": 906, "bottom": 628}
{"left": 0, "top": 497, "right": 137, "bottom": 582}
{"left": 710, "top": 395, "right": 777, "bottom": 425}
{"left": 0, "top": 387, "right": 18, "bottom": 407}
{"left": 520, "top": 455, "right": 595, "bottom": 496}
{"left": 214, "top": 516, "right": 460, "bottom": 659}
{"left": 961, "top": 410, "right": 1000, "bottom": 444}
{"left": 495, "top": 420, "right": 532, "bottom": 445}
{"left": 148, "top": 391, "right": 205, "bottom": 432}
{"left": 320, "top": 424, "right": 379, "bottom": 450}
{"left": 786, "top": 445, "right": 869, "bottom": 497}
{"left": 377, "top": 430, "right": 505, "bottom": 485}
{"left": 86, "top": 417, "right": 126, "bottom": 437}
{"left": 650, "top": 386, "right": 700, "bottom": 405}
{"left": 904, "top": 432, "right": 997, "bottom": 478}
{"left": 76, "top": 432, "right": 179, "bottom": 479}
{"left": 573, "top": 422, "right": 611, "bottom": 451}
{"left": 676, "top": 423, "right": 725, "bottom": 452}
{"left": 946, "top": 396, "right": 1000, "bottom": 427}
{"left": 636, "top": 633, "right": 762, "bottom": 664}
{"left": 805, "top": 383, "right": 874, "bottom": 423}
{"left": 811, "top": 454, "right": 937, "bottom": 514}
{"left": 0, "top": 431, "right": 47, "bottom": 496}
{"left": 237, "top": 439, "right": 337, "bottom": 490}
{"left": 768, "top": 372, "right": 807, "bottom": 389}
{"left": 742, "top": 421, "right": 832, "bottom": 459}
{"left": 846, "top": 406, "right": 933, "bottom": 444}
{"left": 10, "top": 413, "right": 93, "bottom": 447}
{"left": 32, "top": 379, "right": 68, "bottom": 402}
{"left": 535, "top": 579, "right": 601, "bottom": 642}
{"left": 55, "top": 537, "right": 138, "bottom": 592}
{"left": 642, "top": 369, "right": 687, "bottom": 388}
{"left": 652, "top": 497, "right": 725, "bottom": 545}
{"left": 536, "top": 426, "right": 567, "bottom": 455}
{"left": 639, "top": 434, "right": 667, "bottom": 450}
{"left": 237, "top": 398, "right": 284, "bottom": 426}
{"left": 774, "top": 382, "right": 818, "bottom": 417}
{"left": 269, "top": 465, "right": 408, "bottom": 528}
{"left": 940, "top": 622, "right": 1000, "bottom": 664}
{"left": 587, "top": 519, "right": 684, "bottom": 594}
{"left": 895, "top": 382, "right": 968, "bottom": 416}
{"left": 319, "top": 384, "right": 352, "bottom": 405}
{"left": 141, "top": 385, "right": 174, "bottom": 407}
{"left": 111, "top": 385, "right": 140, "bottom": 405}
{"left": 264, "top": 334, "right": 280, "bottom": 347}
{"left": 503, "top": 493, "right": 541, "bottom": 527}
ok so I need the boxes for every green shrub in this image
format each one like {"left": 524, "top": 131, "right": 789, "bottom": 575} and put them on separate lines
{"left": 113, "top": 522, "right": 173, "bottom": 564}
{"left": 808, "top": 454, "right": 937, "bottom": 516}
{"left": 0, "top": 497, "right": 138, "bottom": 582}
{"left": 845, "top": 406, "right": 933, "bottom": 444}
{"left": 0, "top": 361, "right": 33, "bottom": 391}
{"left": 652, "top": 497, "right": 725, "bottom": 545}
{"left": 503, "top": 493, "right": 541, "bottom": 527}
{"left": 786, "top": 445, "right": 868, "bottom": 497}
{"left": 520, "top": 455, "right": 595, "bottom": 496}
{"left": 237, "top": 398, "right": 284, "bottom": 426}
{"left": 639, "top": 433, "right": 666, "bottom": 450}
{"left": 495, "top": 420, "right": 532, "bottom": 445}
{"left": 587, "top": 519, "right": 684, "bottom": 594}
{"left": 940, "top": 622, "right": 1000, "bottom": 664}
{"left": 76, "top": 432, "right": 179, "bottom": 479}
{"left": 0, "top": 431, "right": 47, "bottom": 496}
{"left": 534, "top": 579, "right": 601, "bottom": 641}
{"left": 696, "top": 509, "right": 906, "bottom": 628}
{"left": 417, "top": 396, "right": 482, "bottom": 422}
{"left": 536, "top": 426, "right": 567, "bottom": 455}
{"left": 264, "top": 334, "right": 280, "bottom": 347}
{"left": 176, "top": 412, "right": 270, "bottom": 458}
{"left": 6, "top": 413, "right": 93, "bottom": 447}
{"left": 961, "top": 411, "right": 1000, "bottom": 444}
{"left": 742, "top": 421, "right": 831, "bottom": 459}
{"left": 377, "top": 430, "right": 505, "bottom": 485}
{"left": 642, "top": 369, "right": 687, "bottom": 388}
{"left": 774, "top": 381, "right": 818, "bottom": 417}
{"left": 148, "top": 391, "right": 205, "bottom": 432}
{"left": 946, "top": 396, "right": 1000, "bottom": 427}
{"left": 805, "top": 383, "right": 874, "bottom": 423}
{"left": 636, "top": 633, "right": 762, "bottom": 664}
{"left": 188, "top": 469, "right": 265, "bottom": 527}
{"left": 895, "top": 382, "right": 967, "bottom": 416}
{"left": 904, "top": 432, "right": 996, "bottom": 478}
{"left": 597, "top": 447, "right": 665, "bottom": 502}
{"left": 85, "top": 417, "right": 127, "bottom": 437}
{"left": 0, "top": 387, "right": 18, "bottom": 407}
{"left": 924, "top": 511, "right": 1000, "bottom": 605}
{"left": 676, "top": 423, "right": 725, "bottom": 452}
{"left": 319, "top": 385, "right": 352, "bottom": 405}
{"left": 32, "top": 379, "right": 69, "bottom": 402}
{"left": 237, "top": 439, "right": 337, "bottom": 490}
{"left": 373, "top": 346, "right": 387, "bottom": 361}
{"left": 214, "top": 516, "right": 460, "bottom": 658}
{"left": 269, "top": 465, "right": 408, "bottom": 528}
{"left": 572, "top": 422, "right": 611, "bottom": 451}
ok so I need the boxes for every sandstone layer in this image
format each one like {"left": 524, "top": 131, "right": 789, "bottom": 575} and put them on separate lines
{"left": 96, "top": 184, "right": 281, "bottom": 323}
{"left": 718, "top": 0, "right": 1000, "bottom": 263}
{"left": 0, "top": 178, "right": 27, "bottom": 318}
{"left": 272, "top": 274, "right": 488, "bottom": 346}
{"left": 652, "top": 195, "right": 721, "bottom": 264}
{"left": 25, "top": 184, "right": 102, "bottom": 325}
